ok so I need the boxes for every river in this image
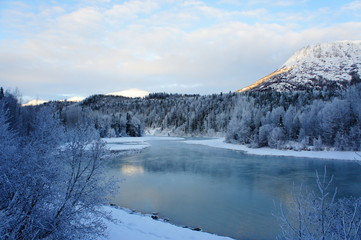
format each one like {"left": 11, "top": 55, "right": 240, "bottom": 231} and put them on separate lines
{"left": 106, "top": 138, "right": 361, "bottom": 240}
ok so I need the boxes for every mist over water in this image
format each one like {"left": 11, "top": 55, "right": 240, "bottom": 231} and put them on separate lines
{"left": 106, "top": 139, "right": 361, "bottom": 240}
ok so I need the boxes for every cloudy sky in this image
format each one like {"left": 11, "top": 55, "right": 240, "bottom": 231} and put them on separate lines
{"left": 1, "top": 0, "right": 361, "bottom": 101}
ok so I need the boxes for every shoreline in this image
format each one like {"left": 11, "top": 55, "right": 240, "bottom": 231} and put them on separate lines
{"left": 103, "top": 136, "right": 361, "bottom": 161}
{"left": 183, "top": 138, "right": 361, "bottom": 161}
{"left": 103, "top": 136, "right": 184, "bottom": 152}
{"left": 101, "top": 205, "right": 234, "bottom": 240}
{"left": 102, "top": 136, "right": 236, "bottom": 240}
{"left": 100, "top": 136, "right": 360, "bottom": 240}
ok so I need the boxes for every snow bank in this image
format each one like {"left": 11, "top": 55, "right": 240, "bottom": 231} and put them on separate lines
{"left": 184, "top": 138, "right": 361, "bottom": 161}
{"left": 103, "top": 136, "right": 184, "bottom": 151}
{"left": 145, "top": 128, "right": 226, "bottom": 138}
{"left": 102, "top": 206, "right": 233, "bottom": 240}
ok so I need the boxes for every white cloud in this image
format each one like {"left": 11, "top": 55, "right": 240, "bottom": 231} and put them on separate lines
{"left": 217, "top": 0, "right": 242, "bottom": 5}
{"left": 1, "top": 0, "right": 361, "bottom": 99}
{"left": 105, "top": 0, "right": 159, "bottom": 18}
{"left": 247, "top": 0, "right": 308, "bottom": 7}
{"left": 39, "top": 6, "right": 65, "bottom": 17}
{"left": 341, "top": 1, "right": 361, "bottom": 10}
{"left": 272, "top": 0, "right": 307, "bottom": 7}
{"left": 56, "top": 7, "right": 103, "bottom": 35}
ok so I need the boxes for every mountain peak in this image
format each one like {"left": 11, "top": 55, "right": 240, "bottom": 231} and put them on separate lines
{"left": 22, "top": 99, "right": 48, "bottom": 106}
{"left": 283, "top": 40, "right": 361, "bottom": 68}
{"left": 106, "top": 88, "right": 150, "bottom": 98}
{"left": 237, "top": 40, "right": 361, "bottom": 92}
{"left": 66, "top": 96, "right": 85, "bottom": 102}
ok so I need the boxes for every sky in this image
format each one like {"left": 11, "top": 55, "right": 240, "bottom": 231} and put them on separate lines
{"left": 1, "top": 0, "right": 361, "bottom": 102}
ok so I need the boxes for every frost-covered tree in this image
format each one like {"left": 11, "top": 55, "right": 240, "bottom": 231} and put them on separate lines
{"left": 268, "top": 127, "right": 285, "bottom": 148}
{"left": 0, "top": 87, "right": 4, "bottom": 99}
{"left": 0, "top": 93, "right": 112, "bottom": 240}
{"left": 36, "top": 83, "right": 361, "bottom": 150}
{"left": 276, "top": 169, "right": 361, "bottom": 240}
{"left": 225, "top": 86, "right": 361, "bottom": 150}
{"left": 284, "top": 106, "right": 300, "bottom": 140}
{"left": 46, "top": 123, "right": 111, "bottom": 240}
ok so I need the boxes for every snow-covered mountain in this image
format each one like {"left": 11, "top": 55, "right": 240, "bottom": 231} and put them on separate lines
{"left": 237, "top": 40, "right": 361, "bottom": 92}
{"left": 106, "top": 88, "right": 150, "bottom": 98}
{"left": 66, "top": 96, "right": 85, "bottom": 102}
{"left": 22, "top": 89, "right": 148, "bottom": 106}
{"left": 22, "top": 96, "right": 84, "bottom": 106}
{"left": 22, "top": 99, "right": 48, "bottom": 106}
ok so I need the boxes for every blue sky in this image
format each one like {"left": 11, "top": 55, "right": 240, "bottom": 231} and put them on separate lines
{"left": 1, "top": 0, "right": 361, "bottom": 101}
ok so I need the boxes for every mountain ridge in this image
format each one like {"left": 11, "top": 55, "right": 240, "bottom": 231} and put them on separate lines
{"left": 106, "top": 88, "right": 150, "bottom": 98}
{"left": 237, "top": 40, "right": 361, "bottom": 92}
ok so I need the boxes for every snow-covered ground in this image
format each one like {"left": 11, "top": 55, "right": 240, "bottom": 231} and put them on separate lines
{"left": 101, "top": 206, "right": 233, "bottom": 240}
{"left": 184, "top": 138, "right": 361, "bottom": 161}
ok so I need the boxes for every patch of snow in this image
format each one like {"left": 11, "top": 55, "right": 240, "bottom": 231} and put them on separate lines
{"left": 101, "top": 206, "right": 234, "bottom": 240}
{"left": 184, "top": 138, "right": 361, "bottom": 161}
{"left": 281, "top": 41, "right": 361, "bottom": 85}
{"left": 103, "top": 136, "right": 184, "bottom": 151}
{"left": 66, "top": 96, "right": 85, "bottom": 102}
{"left": 106, "top": 88, "right": 150, "bottom": 98}
{"left": 106, "top": 143, "right": 150, "bottom": 151}
{"left": 145, "top": 128, "right": 165, "bottom": 136}
{"left": 22, "top": 99, "right": 48, "bottom": 106}
{"left": 145, "top": 128, "right": 226, "bottom": 138}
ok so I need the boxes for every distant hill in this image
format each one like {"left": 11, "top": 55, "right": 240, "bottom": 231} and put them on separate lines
{"left": 22, "top": 99, "right": 48, "bottom": 106}
{"left": 106, "top": 88, "right": 150, "bottom": 98}
{"left": 237, "top": 40, "right": 361, "bottom": 92}
{"left": 22, "top": 88, "right": 148, "bottom": 106}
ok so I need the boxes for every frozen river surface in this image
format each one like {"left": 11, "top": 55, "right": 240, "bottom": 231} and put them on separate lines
{"left": 106, "top": 138, "right": 361, "bottom": 240}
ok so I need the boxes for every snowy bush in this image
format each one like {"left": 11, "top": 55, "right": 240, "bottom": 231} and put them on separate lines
{"left": 313, "top": 136, "right": 323, "bottom": 150}
{"left": 275, "top": 169, "right": 361, "bottom": 240}
{"left": 258, "top": 124, "right": 274, "bottom": 147}
{"left": 268, "top": 127, "right": 285, "bottom": 149}
{"left": 0, "top": 94, "right": 113, "bottom": 240}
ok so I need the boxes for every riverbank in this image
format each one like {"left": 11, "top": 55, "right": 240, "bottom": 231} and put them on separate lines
{"left": 184, "top": 138, "right": 361, "bottom": 161}
{"left": 102, "top": 136, "right": 234, "bottom": 240}
{"left": 100, "top": 136, "right": 360, "bottom": 240}
{"left": 103, "top": 136, "right": 360, "bottom": 161}
{"left": 103, "top": 136, "right": 184, "bottom": 151}
{"left": 101, "top": 206, "right": 233, "bottom": 240}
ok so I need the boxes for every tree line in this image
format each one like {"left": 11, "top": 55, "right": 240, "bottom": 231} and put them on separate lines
{"left": 50, "top": 85, "right": 361, "bottom": 151}
{"left": 227, "top": 85, "right": 361, "bottom": 151}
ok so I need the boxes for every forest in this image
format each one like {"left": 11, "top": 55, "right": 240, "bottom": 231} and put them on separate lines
{"left": 48, "top": 84, "right": 361, "bottom": 151}
{"left": 0, "top": 89, "right": 112, "bottom": 240}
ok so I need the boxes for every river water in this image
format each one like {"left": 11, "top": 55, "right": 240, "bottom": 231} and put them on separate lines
{"left": 106, "top": 139, "right": 361, "bottom": 240}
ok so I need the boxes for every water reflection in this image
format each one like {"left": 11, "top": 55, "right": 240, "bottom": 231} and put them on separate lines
{"left": 121, "top": 165, "right": 145, "bottom": 176}
{"left": 106, "top": 139, "right": 361, "bottom": 240}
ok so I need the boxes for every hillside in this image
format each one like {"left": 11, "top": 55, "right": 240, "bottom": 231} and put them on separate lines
{"left": 237, "top": 40, "right": 361, "bottom": 92}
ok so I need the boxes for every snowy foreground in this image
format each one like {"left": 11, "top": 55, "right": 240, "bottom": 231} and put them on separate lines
{"left": 101, "top": 206, "right": 233, "bottom": 240}
{"left": 100, "top": 136, "right": 360, "bottom": 240}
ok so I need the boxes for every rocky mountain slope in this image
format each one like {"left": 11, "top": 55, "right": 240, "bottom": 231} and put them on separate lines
{"left": 237, "top": 40, "right": 361, "bottom": 92}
